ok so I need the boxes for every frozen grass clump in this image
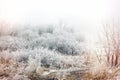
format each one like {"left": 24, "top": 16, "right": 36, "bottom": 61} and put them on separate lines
{"left": 12, "top": 50, "right": 29, "bottom": 63}
{"left": 12, "top": 48, "right": 63, "bottom": 68}
{"left": 0, "top": 50, "right": 14, "bottom": 65}
{"left": 28, "top": 48, "right": 63, "bottom": 68}
{"left": 83, "top": 64, "right": 120, "bottom": 80}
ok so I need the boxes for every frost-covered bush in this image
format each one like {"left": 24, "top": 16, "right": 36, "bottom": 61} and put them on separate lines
{"left": 14, "top": 25, "right": 84, "bottom": 55}
{"left": 16, "top": 29, "right": 39, "bottom": 41}
{"left": 37, "top": 25, "right": 54, "bottom": 35}
{"left": 0, "top": 36, "right": 27, "bottom": 51}
{"left": 14, "top": 25, "right": 54, "bottom": 39}
{"left": 30, "top": 34, "right": 81, "bottom": 55}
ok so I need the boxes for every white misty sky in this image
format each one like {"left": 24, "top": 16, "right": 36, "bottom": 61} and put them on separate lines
{"left": 0, "top": 0, "right": 119, "bottom": 42}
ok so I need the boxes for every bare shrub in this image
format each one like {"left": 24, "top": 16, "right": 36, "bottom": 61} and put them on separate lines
{"left": 103, "top": 20, "right": 120, "bottom": 66}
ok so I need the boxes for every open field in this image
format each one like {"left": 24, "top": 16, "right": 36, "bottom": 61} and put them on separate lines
{"left": 0, "top": 23, "right": 120, "bottom": 80}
